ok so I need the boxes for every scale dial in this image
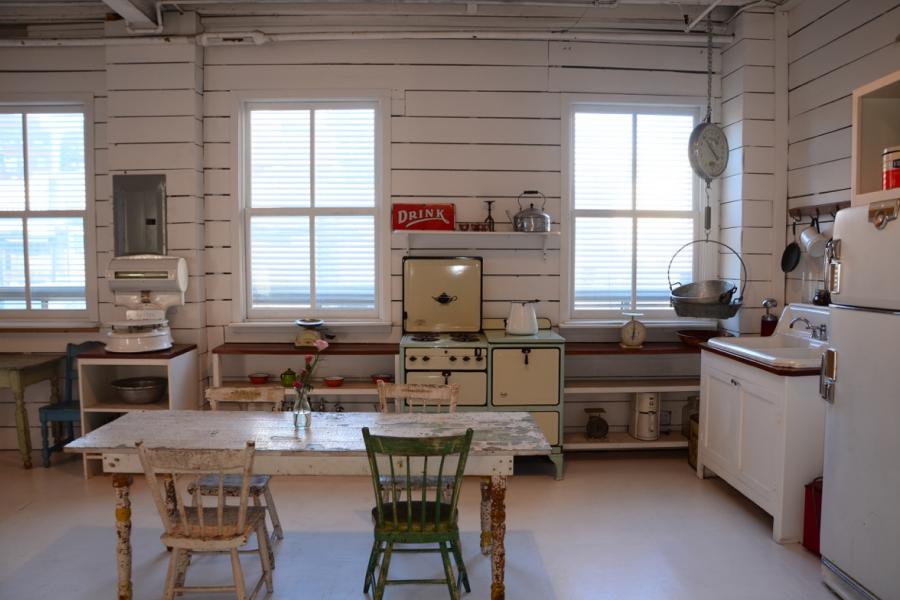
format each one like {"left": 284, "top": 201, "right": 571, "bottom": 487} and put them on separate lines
{"left": 688, "top": 121, "right": 729, "bottom": 182}
{"left": 620, "top": 312, "right": 647, "bottom": 349}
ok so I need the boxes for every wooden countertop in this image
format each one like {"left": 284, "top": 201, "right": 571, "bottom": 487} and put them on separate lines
{"left": 700, "top": 343, "right": 820, "bottom": 377}
{"left": 565, "top": 342, "right": 699, "bottom": 355}
{"left": 212, "top": 342, "right": 400, "bottom": 356}
{"left": 78, "top": 343, "right": 197, "bottom": 360}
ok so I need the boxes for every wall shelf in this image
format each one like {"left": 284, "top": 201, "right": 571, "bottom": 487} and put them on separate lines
{"left": 564, "top": 431, "right": 688, "bottom": 451}
{"left": 393, "top": 230, "right": 560, "bottom": 257}
{"left": 852, "top": 68, "right": 900, "bottom": 203}
{"left": 564, "top": 377, "right": 700, "bottom": 395}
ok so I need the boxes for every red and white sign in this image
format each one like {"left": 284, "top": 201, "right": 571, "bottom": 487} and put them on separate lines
{"left": 392, "top": 203, "right": 456, "bottom": 230}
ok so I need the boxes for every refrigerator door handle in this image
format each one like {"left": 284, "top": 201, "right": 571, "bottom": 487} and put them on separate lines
{"left": 820, "top": 349, "right": 837, "bottom": 403}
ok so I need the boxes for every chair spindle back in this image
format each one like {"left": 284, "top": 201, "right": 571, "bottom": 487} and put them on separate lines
{"left": 377, "top": 382, "right": 459, "bottom": 414}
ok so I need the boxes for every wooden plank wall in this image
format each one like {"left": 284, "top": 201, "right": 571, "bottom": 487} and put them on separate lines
{"left": 203, "top": 37, "right": 720, "bottom": 345}
{"left": 785, "top": 0, "right": 900, "bottom": 303}
{"left": 718, "top": 10, "right": 777, "bottom": 334}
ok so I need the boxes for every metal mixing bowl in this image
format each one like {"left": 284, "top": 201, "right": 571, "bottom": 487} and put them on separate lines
{"left": 111, "top": 377, "right": 167, "bottom": 404}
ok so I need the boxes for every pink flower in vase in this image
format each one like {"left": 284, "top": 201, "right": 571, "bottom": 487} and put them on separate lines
{"left": 313, "top": 339, "right": 329, "bottom": 351}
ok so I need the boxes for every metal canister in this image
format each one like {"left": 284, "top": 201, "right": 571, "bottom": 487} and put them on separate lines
{"left": 884, "top": 146, "right": 900, "bottom": 191}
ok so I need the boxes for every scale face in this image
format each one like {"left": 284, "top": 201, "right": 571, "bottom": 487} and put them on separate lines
{"left": 619, "top": 311, "right": 647, "bottom": 349}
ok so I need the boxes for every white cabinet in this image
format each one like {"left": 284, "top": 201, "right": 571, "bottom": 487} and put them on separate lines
{"left": 78, "top": 344, "right": 199, "bottom": 478}
{"left": 699, "top": 350, "right": 824, "bottom": 543}
{"left": 491, "top": 347, "right": 560, "bottom": 406}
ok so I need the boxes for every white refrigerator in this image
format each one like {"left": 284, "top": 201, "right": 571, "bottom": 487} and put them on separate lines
{"left": 819, "top": 201, "right": 900, "bottom": 600}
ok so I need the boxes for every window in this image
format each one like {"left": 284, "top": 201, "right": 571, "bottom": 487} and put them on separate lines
{"left": 567, "top": 105, "right": 702, "bottom": 321}
{"left": 0, "top": 108, "right": 90, "bottom": 317}
{"left": 243, "top": 100, "right": 383, "bottom": 320}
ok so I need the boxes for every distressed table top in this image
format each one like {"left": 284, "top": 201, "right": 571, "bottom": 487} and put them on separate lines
{"left": 66, "top": 410, "right": 551, "bottom": 457}
{"left": 0, "top": 353, "right": 64, "bottom": 371}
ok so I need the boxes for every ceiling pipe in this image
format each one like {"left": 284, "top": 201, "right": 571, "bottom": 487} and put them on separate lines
{"left": 0, "top": 35, "right": 193, "bottom": 47}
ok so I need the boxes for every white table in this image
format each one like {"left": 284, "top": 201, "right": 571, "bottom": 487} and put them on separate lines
{"left": 66, "top": 410, "right": 550, "bottom": 600}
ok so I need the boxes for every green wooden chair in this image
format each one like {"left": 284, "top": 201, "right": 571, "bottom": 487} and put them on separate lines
{"left": 362, "top": 426, "right": 473, "bottom": 600}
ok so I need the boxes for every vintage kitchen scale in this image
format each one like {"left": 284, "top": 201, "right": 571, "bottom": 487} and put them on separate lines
{"left": 669, "top": 16, "right": 747, "bottom": 319}
{"left": 105, "top": 254, "right": 188, "bottom": 353}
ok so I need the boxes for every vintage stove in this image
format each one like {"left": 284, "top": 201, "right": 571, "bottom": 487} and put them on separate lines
{"left": 400, "top": 257, "right": 488, "bottom": 406}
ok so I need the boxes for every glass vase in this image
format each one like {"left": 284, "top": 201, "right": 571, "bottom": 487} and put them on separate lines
{"left": 293, "top": 392, "right": 312, "bottom": 429}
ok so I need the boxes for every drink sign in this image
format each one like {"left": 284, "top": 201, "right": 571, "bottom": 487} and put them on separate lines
{"left": 391, "top": 203, "right": 456, "bottom": 230}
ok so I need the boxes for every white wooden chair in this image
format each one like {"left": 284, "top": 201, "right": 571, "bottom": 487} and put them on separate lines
{"left": 377, "top": 381, "right": 459, "bottom": 414}
{"left": 136, "top": 440, "right": 274, "bottom": 600}
{"left": 190, "top": 386, "right": 285, "bottom": 543}
{"left": 377, "top": 381, "right": 460, "bottom": 503}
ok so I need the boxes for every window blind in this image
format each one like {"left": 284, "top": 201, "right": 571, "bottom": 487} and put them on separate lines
{"left": 246, "top": 104, "right": 378, "bottom": 317}
{"left": 572, "top": 109, "right": 697, "bottom": 317}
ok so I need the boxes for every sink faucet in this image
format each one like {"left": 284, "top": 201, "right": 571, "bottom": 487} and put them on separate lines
{"left": 789, "top": 317, "right": 828, "bottom": 341}
{"left": 789, "top": 317, "right": 811, "bottom": 330}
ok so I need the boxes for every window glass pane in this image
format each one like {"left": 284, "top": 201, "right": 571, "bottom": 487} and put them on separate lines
{"left": 314, "top": 109, "right": 375, "bottom": 208}
{"left": 636, "top": 218, "right": 693, "bottom": 311}
{"left": 573, "top": 112, "right": 632, "bottom": 210}
{"left": 250, "top": 110, "right": 310, "bottom": 208}
{"left": 250, "top": 216, "right": 310, "bottom": 308}
{"left": 636, "top": 114, "right": 694, "bottom": 210}
{"left": 315, "top": 215, "right": 375, "bottom": 309}
{"left": 0, "top": 218, "right": 26, "bottom": 309}
{"left": 27, "top": 217, "right": 86, "bottom": 309}
{"left": 27, "top": 113, "right": 85, "bottom": 211}
{"left": 0, "top": 114, "right": 25, "bottom": 211}
{"left": 573, "top": 217, "right": 632, "bottom": 311}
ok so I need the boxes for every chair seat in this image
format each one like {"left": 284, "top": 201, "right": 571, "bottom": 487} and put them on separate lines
{"left": 190, "top": 473, "right": 272, "bottom": 496}
{"left": 39, "top": 402, "right": 80, "bottom": 416}
{"left": 162, "top": 506, "right": 267, "bottom": 550}
{"left": 379, "top": 474, "right": 455, "bottom": 491}
{"left": 372, "top": 502, "right": 458, "bottom": 534}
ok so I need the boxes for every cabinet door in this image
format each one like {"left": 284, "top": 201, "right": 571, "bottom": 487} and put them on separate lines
{"left": 405, "top": 371, "right": 487, "bottom": 406}
{"left": 738, "top": 383, "right": 779, "bottom": 501}
{"left": 492, "top": 347, "right": 559, "bottom": 406}
{"left": 701, "top": 361, "right": 740, "bottom": 470}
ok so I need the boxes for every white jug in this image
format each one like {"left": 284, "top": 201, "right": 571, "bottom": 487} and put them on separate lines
{"left": 506, "top": 300, "right": 538, "bottom": 335}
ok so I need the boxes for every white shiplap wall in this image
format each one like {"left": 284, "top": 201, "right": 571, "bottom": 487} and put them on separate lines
{"left": 202, "top": 37, "right": 720, "bottom": 346}
{"left": 785, "top": 0, "right": 900, "bottom": 303}
{"left": 0, "top": 46, "right": 107, "bottom": 449}
{"left": 718, "top": 9, "right": 779, "bottom": 334}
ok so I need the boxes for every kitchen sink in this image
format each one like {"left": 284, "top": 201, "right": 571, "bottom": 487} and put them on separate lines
{"left": 708, "top": 334, "right": 827, "bottom": 368}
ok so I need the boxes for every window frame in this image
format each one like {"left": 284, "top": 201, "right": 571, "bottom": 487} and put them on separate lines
{"left": 0, "top": 97, "right": 96, "bottom": 324}
{"left": 233, "top": 91, "right": 390, "bottom": 324}
{"left": 561, "top": 97, "right": 716, "bottom": 326}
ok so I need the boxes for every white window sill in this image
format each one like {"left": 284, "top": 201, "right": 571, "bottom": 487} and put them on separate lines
{"left": 0, "top": 320, "right": 100, "bottom": 330}
{"left": 559, "top": 319, "right": 718, "bottom": 330}
{"left": 228, "top": 320, "right": 393, "bottom": 333}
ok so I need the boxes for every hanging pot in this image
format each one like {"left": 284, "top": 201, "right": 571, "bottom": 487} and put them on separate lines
{"left": 668, "top": 239, "right": 747, "bottom": 319}
{"left": 506, "top": 300, "right": 539, "bottom": 335}
{"left": 781, "top": 220, "right": 801, "bottom": 273}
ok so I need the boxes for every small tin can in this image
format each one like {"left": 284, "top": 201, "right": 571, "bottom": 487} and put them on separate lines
{"left": 883, "top": 146, "right": 900, "bottom": 190}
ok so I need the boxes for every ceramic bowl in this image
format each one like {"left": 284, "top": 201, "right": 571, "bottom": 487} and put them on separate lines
{"left": 370, "top": 374, "right": 394, "bottom": 383}
{"left": 248, "top": 372, "right": 271, "bottom": 385}
{"left": 324, "top": 376, "right": 345, "bottom": 388}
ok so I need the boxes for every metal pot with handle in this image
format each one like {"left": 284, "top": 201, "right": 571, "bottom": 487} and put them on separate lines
{"left": 506, "top": 191, "right": 551, "bottom": 232}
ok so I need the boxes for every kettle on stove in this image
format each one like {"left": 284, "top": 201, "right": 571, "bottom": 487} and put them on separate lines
{"left": 506, "top": 300, "right": 538, "bottom": 335}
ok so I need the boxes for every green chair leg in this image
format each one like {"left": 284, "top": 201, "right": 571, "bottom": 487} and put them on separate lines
{"left": 363, "top": 539, "right": 380, "bottom": 593}
{"left": 439, "top": 541, "right": 460, "bottom": 600}
{"left": 450, "top": 534, "right": 471, "bottom": 593}
{"left": 374, "top": 541, "right": 393, "bottom": 600}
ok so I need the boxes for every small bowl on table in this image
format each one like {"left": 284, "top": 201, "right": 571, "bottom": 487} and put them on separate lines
{"left": 324, "top": 376, "right": 345, "bottom": 388}
{"left": 248, "top": 372, "right": 271, "bottom": 385}
{"left": 370, "top": 374, "right": 394, "bottom": 384}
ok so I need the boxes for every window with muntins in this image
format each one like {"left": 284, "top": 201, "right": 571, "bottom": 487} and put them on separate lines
{"left": 243, "top": 101, "right": 380, "bottom": 320}
{"left": 0, "top": 108, "right": 89, "bottom": 317}
{"left": 569, "top": 106, "right": 700, "bottom": 320}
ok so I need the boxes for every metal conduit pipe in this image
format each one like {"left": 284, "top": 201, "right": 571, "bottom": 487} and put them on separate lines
{"left": 0, "top": 28, "right": 733, "bottom": 47}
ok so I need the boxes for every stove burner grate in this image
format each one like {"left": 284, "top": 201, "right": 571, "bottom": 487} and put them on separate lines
{"left": 449, "top": 333, "right": 480, "bottom": 343}
{"left": 410, "top": 334, "right": 440, "bottom": 342}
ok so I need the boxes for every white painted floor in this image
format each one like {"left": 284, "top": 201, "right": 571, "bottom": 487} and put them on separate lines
{"left": 0, "top": 450, "right": 834, "bottom": 600}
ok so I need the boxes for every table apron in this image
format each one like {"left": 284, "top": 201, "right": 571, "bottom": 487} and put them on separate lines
{"left": 101, "top": 453, "right": 514, "bottom": 477}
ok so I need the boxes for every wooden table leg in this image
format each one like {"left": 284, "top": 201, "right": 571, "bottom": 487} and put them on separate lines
{"left": 113, "top": 474, "right": 134, "bottom": 600}
{"left": 489, "top": 474, "right": 507, "bottom": 600}
{"left": 480, "top": 477, "right": 492, "bottom": 555}
{"left": 11, "top": 374, "right": 32, "bottom": 469}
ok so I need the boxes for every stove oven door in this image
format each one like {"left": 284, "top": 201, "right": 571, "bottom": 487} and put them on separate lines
{"left": 405, "top": 371, "right": 487, "bottom": 407}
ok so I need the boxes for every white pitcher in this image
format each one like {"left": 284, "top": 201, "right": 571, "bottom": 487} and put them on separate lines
{"left": 506, "top": 300, "right": 538, "bottom": 335}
